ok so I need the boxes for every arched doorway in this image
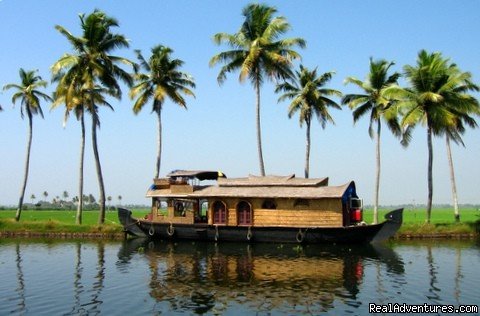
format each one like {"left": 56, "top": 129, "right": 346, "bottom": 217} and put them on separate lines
{"left": 212, "top": 200, "right": 227, "bottom": 224}
{"left": 237, "top": 201, "right": 252, "bottom": 226}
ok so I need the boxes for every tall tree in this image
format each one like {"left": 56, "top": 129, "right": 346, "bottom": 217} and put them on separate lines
{"left": 342, "top": 58, "right": 401, "bottom": 223}
{"left": 3, "top": 69, "right": 52, "bottom": 221}
{"left": 52, "top": 10, "right": 133, "bottom": 224}
{"left": 210, "top": 3, "right": 306, "bottom": 176}
{"left": 437, "top": 69, "right": 479, "bottom": 222}
{"left": 130, "top": 45, "right": 196, "bottom": 178}
{"left": 52, "top": 74, "right": 114, "bottom": 224}
{"left": 276, "top": 65, "right": 341, "bottom": 178}
{"left": 386, "top": 50, "right": 478, "bottom": 223}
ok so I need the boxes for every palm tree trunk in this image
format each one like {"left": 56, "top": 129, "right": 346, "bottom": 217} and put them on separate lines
{"left": 15, "top": 110, "right": 33, "bottom": 221}
{"left": 92, "top": 114, "right": 106, "bottom": 225}
{"left": 76, "top": 111, "right": 85, "bottom": 225}
{"left": 426, "top": 126, "right": 434, "bottom": 223}
{"left": 155, "top": 108, "right": 162, "bottom": 179}
{"left": 305, "top": 120, "right": 311, "bottom": 178}
{"left": 373, "top": 120, "right": 381, "bottom": 224}
{"left": 255, "top": 77, "right": 266, "bottom": 176}
{"left": 446, "top": 134, "right": 460, "bottom": 222}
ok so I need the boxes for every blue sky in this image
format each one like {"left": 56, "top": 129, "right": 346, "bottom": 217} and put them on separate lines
{"left": 1, "top": 0, "right": 479, "bottom": 207}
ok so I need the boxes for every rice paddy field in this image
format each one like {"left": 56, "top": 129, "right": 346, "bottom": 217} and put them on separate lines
{"left": 0, "top": 207, "right": 479, "bottom": 237}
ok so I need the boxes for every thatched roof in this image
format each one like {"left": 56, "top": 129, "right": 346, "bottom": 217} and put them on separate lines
{"left": 190, "top": 181, "right": 353, "bottom": 199}
{"left": 146, "top": 174, "right": 354, "bottom": 200}
{"left": 218, "top": 174, "right": 328, "bottom": 187}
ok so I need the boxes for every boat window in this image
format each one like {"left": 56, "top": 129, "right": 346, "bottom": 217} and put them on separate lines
{"left": 174, "top": 201, "right": 186, "bottom": 217}
{"left": 262, "top": 199, "right": 277, "bottom": 210}
{"left": 195, "top": 200, "right": 208, "bottom": 223}
{"left": 237, "top": 201, "right": 252, "bottom": 226}
{"left": 155, "top": 199, "right": 167, "bottom": 216}
{"left": 294, "top": 199, "right": 310, "bottom": 207}
{"left": 213, "top": 201, "right": 227, "bottom": 224}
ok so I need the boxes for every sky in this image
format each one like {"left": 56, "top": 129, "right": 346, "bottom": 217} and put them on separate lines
{"left": 1, "top": 0, "right": 479, "bottom": 207}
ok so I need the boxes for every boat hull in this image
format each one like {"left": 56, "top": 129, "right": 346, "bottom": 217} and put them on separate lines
{"left": 118, "top": 208, "right": 403, "bottom": 244}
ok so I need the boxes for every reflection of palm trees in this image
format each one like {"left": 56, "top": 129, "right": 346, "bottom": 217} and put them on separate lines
{"left": 14, "top": 243, "right": 26, "bottom": 314}
{"left": 88, "top": 242, "right": 106, "bottom": 314}
{"left": 426, "top": 245, "right": 440, "bottom": 300}
{"left": 454, "top": 247, "right": 463, "bottom": 305}
{"left": 68, "top": 242, "right": 84, "bottom": 315}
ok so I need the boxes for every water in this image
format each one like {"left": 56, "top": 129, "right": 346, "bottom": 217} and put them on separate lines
{"left": 0, "top": 238, "right": 479, "bottom": 315}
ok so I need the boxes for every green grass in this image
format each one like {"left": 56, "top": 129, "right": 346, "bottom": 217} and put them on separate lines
{"left": 363, "top": 207, "right": 480, "bottom": 236}
{"left": 0, "top": 209, "right": 150, "bottom": 235}
{"left": 363, "top": 207, "right": 480, "bottom": 224}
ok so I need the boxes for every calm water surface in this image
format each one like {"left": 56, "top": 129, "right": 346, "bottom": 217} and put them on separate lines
{"left": 0, "top": 238, "right": 479, "bottom": 315}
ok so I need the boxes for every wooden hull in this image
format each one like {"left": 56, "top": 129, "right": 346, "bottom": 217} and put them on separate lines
{"left": 118, "top": 208, "right": 403, "bottom": 244}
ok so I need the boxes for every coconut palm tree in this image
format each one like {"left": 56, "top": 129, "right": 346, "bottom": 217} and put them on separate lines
{"left": 436, "top": 69, "right": 479, "bottom": 222}
{"left": 210, "top": 3, "right": 306, "bottom": 176}
{"left": 52, "top": 10, "right": 133, "bottom": 224}
{"left": 130, "top": 45, "right": 196, "bottom": 178}
{"left": 386, "top": 50, "right": 479, "bottom": 223}
{"left": 342, "top": 58, "right": 401, "bottom": 223}
{"left": 3, "top": 69, "right": 52, "bottom": 221}
{"left": 52, "top": 73, "right": 115, "bottom": 224}
{"left": 276, "top": 65, "right": 341, "bottom": 178}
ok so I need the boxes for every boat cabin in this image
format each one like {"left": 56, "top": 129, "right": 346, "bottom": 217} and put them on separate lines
{"left": 145, "top": 170, "right": 364, "bottom": 228}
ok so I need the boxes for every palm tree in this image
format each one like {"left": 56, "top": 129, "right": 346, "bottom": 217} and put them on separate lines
{"left": 437, "top": 70, "right": 479, "bottom": 222}
{"left": 276, "top": 65, "right": 341, "bottom": 178}
{"left": 130, "top": 45, "right": 196, "bottom": 178}
{"left": 342, "top": 58, "right": 401, "bottom": 223}
{"left": 43, "top": 191, "right": 48, "bottom": 202}
{"left": 52, "top": 77, "right": 115, "bottom": 224}
{"left": 386, "top": 50, "right": 479, "bottom": 223}
{"left": 52, "top": 10, "right": 133, "bottom": 224}
{"left": 210, "top": 3, "right": 306, "bottom": 176}
{"left": 3, "top": 69, "right": 52, "bottom": 221}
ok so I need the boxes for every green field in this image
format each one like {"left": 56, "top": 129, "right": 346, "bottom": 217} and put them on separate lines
{"left": 363, "top": 207, "right": 480, "bottom": 236}
{"left": 363, "top": 207, "right": 480, "bottom": 224}
{"left": 0, "top": 209, "right": 150, "bottom": 235}
{"left": 0, "top": 207, "right": 479, "bottom": 237}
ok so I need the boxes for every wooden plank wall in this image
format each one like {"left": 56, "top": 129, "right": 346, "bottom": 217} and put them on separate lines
{"left": 209, "top": 197, "right": 344, "bottom": 227}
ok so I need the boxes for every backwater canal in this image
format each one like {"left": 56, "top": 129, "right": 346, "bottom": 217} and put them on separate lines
{"left": 0, "top": 238, "right": 479, "bottom": 315}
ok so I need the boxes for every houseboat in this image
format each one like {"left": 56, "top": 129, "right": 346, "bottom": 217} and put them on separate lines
{"left": 118, "top": 170, "right": 403, "bottom": 244}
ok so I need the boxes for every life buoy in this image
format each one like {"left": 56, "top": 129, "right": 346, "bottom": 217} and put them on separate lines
{"left": 296, "top": 229, "right": 305, "bottom": 243}
{"left": 148, "top": 226, "right": 155, "bottom": 236}
{"left": 167, "top": 223, "right": 175, "bottom": 236}
{"left": 246, "top": 226, "right": 253, "bottom": 241}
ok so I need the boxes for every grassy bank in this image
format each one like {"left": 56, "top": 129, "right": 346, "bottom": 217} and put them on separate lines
{"left": 0, "top": 207, "right": 479, "bottom": 239}
{"left": 364, "top": 207, "right": 480, "bottom": 238}
{"left": 0, "top": 209, "right": 149, "bottom": 237}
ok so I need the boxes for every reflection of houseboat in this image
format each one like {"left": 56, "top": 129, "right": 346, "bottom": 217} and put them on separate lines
{"left": 117, "top": 239, "right": 405, "bottom": 314}
{"left": 118, "top": 170, "right": 403, "bottom": 243}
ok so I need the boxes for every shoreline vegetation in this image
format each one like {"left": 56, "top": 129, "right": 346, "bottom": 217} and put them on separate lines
{"left": 1, "top": 208, "right": 479, "bottom": 240}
